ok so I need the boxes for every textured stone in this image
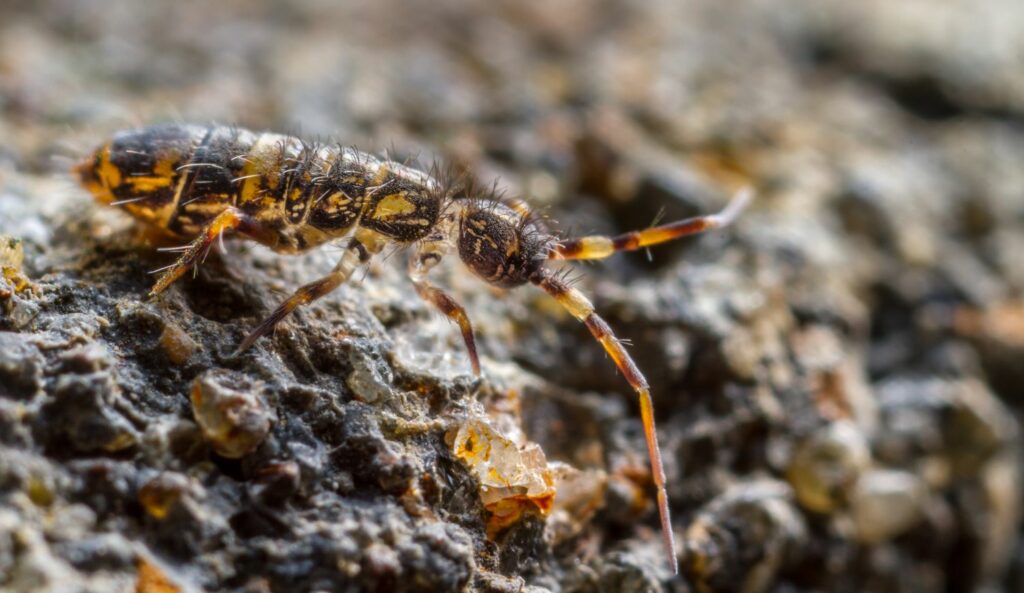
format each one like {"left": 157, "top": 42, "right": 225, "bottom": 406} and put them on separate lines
{"left": 0, "top": 0, "right": 1022, "bottom": 591}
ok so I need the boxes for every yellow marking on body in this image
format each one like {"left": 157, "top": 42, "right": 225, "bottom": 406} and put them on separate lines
{"left": 373, "top": 193, "right": 416, "bottom": 220}
{"left": 370, "top": 163, "right": 391, "bottom": 187}
{"left": 157, "top": 132, "right": 212, "bottom": 227}
{"left": 84, "top": 183, "right": 109, "bottom": 199}
{"left": 123, "top": 203, "right": 161, "bottom": 223}
{"left": 319, "top": 192, "right": 351, "bottom": 214}
{"left": 184, "top": 200, "right": 229, "bottom": 214}
{"left": 97, "top": 145, "right": 122, "bottom": 190}
{"left": 117, "top": 153, "right": 180, "bottom": 210}
{"left": 507, "top": 198, "right": 531, "bottom": 218}
{"left": 288, "top": 186, "right": 306, "bottom": 207}
{"left": 125, "top": 176, "right": 172, "bottom": 193}
{"left": 238, "top": 134, "right": 288, "bottom": 205}
{"left": 153, "top": 154, "right": 177, "bottom": 178}
{"left": 465, "top": 227, "right": 498, "bottom": 250}
{"left": 255, "top": 206, "right": 284, "bottom": 223}
{"left": 80, "top": 145, "right": 125, "bottom": 205}
{"left": 81, "top": 175, "right": 113, "bottom": 203}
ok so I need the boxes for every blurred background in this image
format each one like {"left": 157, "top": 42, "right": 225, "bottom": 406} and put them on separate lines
{"left": 1, "top": 0, "right": 1022, "bottom": 592}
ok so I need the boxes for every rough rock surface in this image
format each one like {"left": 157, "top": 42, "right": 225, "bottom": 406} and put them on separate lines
{"left": 1, "top": 0, "right": 1023, "bottom": 592}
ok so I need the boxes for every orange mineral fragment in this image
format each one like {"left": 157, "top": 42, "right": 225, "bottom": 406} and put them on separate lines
{"left": 450, "top": 418, "right": 556, "bottom": 536}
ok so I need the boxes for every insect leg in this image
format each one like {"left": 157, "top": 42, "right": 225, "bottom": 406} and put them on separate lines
{"left": 531, "top": 269, "right": 678, "bottom": 574}
{"left": 549, "top": 187, "right": 752, "bottom": 261}
{"left": 408, "top": 244, "right": 480, "bottom": 376}
{"left": 234, "top": 229, "right": 386, "bottom": 354}
{"left": 149, "top": 207, "right": 275, "bottom": 297}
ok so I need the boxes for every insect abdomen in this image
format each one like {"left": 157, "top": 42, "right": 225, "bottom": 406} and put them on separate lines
{"left": 78, "top": 124, "right": 444, "bottom": 248}
{"left": 77, "top": 124, "right": 207, "bottom": 228}
{"left": 165, "top": 125, "right": 255, "bottom": 237}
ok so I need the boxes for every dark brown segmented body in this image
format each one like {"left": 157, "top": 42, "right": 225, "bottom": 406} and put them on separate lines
{"left": 77, "top": 123, "right": 443, "bottom": 251}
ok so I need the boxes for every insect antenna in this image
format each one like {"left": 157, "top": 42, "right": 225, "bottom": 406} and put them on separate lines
{"left": 549, "top": 188, "right": 753, "bottom": 261}
{"left": 530, "top": 268, "right": 678, "bottom": 574}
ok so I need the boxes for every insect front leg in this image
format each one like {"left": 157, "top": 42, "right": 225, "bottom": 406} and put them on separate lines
{"left": 234, "top": 229, "right": 387, "bottom": 354}
{"left": 409, "top": 237, "right": 480, "bottom": 376}
{"left": 149, "top": 207, "right": 276, "bottom": 297}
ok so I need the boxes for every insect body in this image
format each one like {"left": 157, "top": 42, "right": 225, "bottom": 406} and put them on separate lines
{"left": 76, "top": 123, "right": 752, "bottom": 574}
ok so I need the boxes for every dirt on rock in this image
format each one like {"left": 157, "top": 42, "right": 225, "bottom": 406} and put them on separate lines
{"left": 1, "top": 1, "right": 1022, "bottom": 592}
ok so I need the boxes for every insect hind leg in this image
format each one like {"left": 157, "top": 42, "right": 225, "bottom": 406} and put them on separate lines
{"left": 149, "top": 207, "right": 273, "bottom": 297}
{"left": 233, "top": 230, "right": 386, "bottom": 355}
